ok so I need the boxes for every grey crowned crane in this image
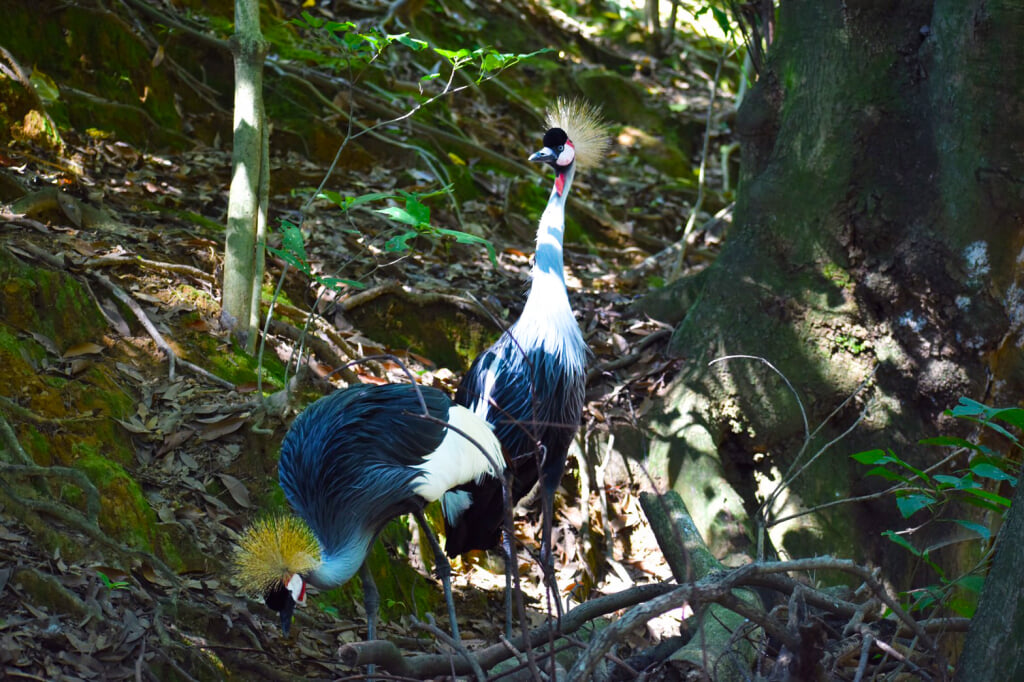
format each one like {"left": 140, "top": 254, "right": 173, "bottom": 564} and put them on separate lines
{"left": 442, "top": 100, "right": 608, "bottom": 585}
{"left": 234, "top": 382, "right": 503, "bottom": 642}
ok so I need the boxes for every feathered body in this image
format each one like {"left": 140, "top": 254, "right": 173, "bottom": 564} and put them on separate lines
{"left": 235, "top": 382, "right": 503, "bottom": 632}
{"left": 443, "top": 100, "right": 608, "bottom": 556}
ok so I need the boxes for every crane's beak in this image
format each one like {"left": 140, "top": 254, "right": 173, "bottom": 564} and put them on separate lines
{"left": 529, "top": 147, "right": 558, "bottom": 164}
{"left": 278, "top": 597, "right": 297, "bottom": 636}
{"left": 264, "top": 573, "right": 306, "bottom": 637}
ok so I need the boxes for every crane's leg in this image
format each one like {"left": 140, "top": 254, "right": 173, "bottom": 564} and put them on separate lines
{"left": 501, "top": 526, "right": 515, "bottom": 639}
{"left": 359, "top": 561, "right": 379, "bottom": 641}
{"left": 539, "top": 491, "right": 564, "bottom": 621}
{"left": 413, "top": 509, "right": 461, "bottom": 644}
{"left": 358, "top": 561, "right": 379, "bottom": 677}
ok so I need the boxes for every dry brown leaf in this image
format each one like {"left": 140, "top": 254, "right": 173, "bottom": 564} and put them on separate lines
{"left": 217, "top": 473, "right": 251, "bottom": 508}
{"left": 115, "top": 417, "right": 152, "bottom": 435}
{"left": 62, "top": 342, "right": 105, "bottom": 358}
{"left": 156, "top": 428, "right": 194, "bottom": 456}
{"left": 197, "top": 414, "right": 246, "bottom": 441}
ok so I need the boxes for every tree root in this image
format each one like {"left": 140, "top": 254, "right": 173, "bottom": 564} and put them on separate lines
{"left": 338, "top": 582, "right": 675, "bottom": 677}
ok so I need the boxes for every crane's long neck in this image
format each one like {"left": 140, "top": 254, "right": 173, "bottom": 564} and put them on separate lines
{"left": 305, "top": 532, "right": 374, "bottom": 589}
{"left": 528, "top": 164, "right": 576, "bottom": 302}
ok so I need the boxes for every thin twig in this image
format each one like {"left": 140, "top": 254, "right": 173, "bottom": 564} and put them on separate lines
{"left": 91, "top": 273, "right": 234, "bottom": 389}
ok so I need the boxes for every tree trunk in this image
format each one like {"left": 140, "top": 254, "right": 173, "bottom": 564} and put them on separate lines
{"left": 222, "top": 0, "right": 269, "bottom": 351}
{"left": 954, "top": 469, "right": 1024, "bottom": 680}
{"left": 641, "top": 0, "right": 1024, "bottom": 589}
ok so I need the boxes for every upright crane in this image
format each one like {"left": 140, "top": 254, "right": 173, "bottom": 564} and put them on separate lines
{"left": 442, "top": 100, "right": 608, "bottom": 601}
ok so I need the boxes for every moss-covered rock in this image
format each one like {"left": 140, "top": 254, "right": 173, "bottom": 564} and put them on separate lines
{"left": 73, "top": 448, "right": 159, "bottom": 554}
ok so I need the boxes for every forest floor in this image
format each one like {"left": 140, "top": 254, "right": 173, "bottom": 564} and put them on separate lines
{"left": 0, "top": 0, "right": 740, "bottom": 678}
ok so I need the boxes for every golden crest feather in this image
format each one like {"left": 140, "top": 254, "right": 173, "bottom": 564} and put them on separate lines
{"left": 234, "top": 515, "right": 320, "bottom": 594}
{"left": 545, "top": 98, "right": 610, "bottom": 171}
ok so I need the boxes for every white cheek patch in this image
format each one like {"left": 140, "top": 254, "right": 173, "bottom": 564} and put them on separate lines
{"left": 557, "top": 141, "right": 576, "bottom": 166}
{"left": 286, "top": 573, "right": 307, "bottom": 606}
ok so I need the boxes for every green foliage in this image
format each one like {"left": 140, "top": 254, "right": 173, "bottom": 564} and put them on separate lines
{"left": 850, "top": 397, "right": 1021, "bottom": 617}
{"left": 693, "top": 3, "right": 736, "bottom": 38}
{"left": 266, "top": 219, "right": 366, "bottom": 293}
{"left": 289, "top": 12, "right": 548, "bottom": 85}
{"left": 315, "top": 188, "right": 498, "bottom": 267}
{"left": 96, "top": 570, "right": 130, "bottom": 591}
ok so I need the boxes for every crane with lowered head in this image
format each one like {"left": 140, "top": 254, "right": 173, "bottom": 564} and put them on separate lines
{"left": 442, "top": 99, "right": 609, "bottom": 608}
{"left": 235, "top": 382, "right": 504, "bottom": 643}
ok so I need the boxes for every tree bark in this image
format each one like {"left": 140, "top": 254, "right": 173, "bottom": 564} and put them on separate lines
{"left": 954, "top": 472, "right": 1024, "bottom": 680}
{"left": 222, "top": 0, "right": 269, "bottom": 351}
{"left": 641, "top": 0, "right": 1024, "bottom": 589}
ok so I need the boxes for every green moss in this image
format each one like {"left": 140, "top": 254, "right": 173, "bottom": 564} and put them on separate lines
{"left": 73, "top": 447, "right": 158, "bottom": 553}
{"left": 180, "top": 329, "right": 286, "bottom": 390}
{"left": 0, "top": 5, "right": 184, "bottom": 145}
{"left": 170, "top": 284, "right": 219, "bottom": 313}
{"left": 12, "top": 567, "right": 98, "bottom": 619}
{"left": 822, "top": 261, "right": 853, "bottom": 290}
{"left": 346, "top": 293, "right": 496, "bottom": 371}
{"left": 261, "top": 283, "right": 295, "bottom": 309}
{"left": 0, "top": 249, "right": 108, "bottom": 348}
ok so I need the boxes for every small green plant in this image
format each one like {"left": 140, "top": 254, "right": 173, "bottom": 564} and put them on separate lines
{"left": 290, "top": 12, "right": 549, "bottom": 85}
{"left": 850, "top": 397, "right": 1020, "bottom": 616}
{"left": 96, "top": 570, "right": 131, "bottom": 591}
{"left": 312, "top": 188, "right": 498, "bottom": 266}
{"left": 267, "top": 219, "right": 366, "bottom": 293}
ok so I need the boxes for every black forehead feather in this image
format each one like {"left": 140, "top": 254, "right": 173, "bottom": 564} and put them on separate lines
{"left": 542, "top": 127, "right": 569, "bottom": 147}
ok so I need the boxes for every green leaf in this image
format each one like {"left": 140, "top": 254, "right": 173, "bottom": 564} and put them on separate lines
{"left": 864, "top": 466, "right": 906, "bottom": 483}
{"left": 962, "top": 487, "right": 1012, "bottom": 508}
{"left": 404, "top": 196, "right": 430, "bottom": 224}
{"left": 29, "top": 69, "right": 61, "bottom": 105}
{"left": 480, "top": 52, "right": 508, "bottom": 73}
{"left": 932, "top": 474, "right": 964, "bottom": 489}
{"left": 385, "top": 230, "right": 419, "bottom": 252}
{"left": 376, "top": 206, "right": 423, "bottom": 227}
{"left": 435, "top": 228, "right": 498, "bottom": 266}
{"left": 955, "top": 574, "right": 986, "bottom": 594}
{"left": 317, "top": 276, "right": 366, "bottom": 291}
{"left": 280, "top": 222, "right": 308, "bottom": 261}
{"left": 318, "top": 190, "right": 397, "bottom": 210}
{"left": 377, "top": 196, "right": 430, "bottom": 228}
{"left": 434, "top": 47, "right": 472, "bottom": 63}
{"left": 950, "top": 397, "right": 989, "bottom": 419}
{"left": 391, "top": 33, "right": 428, "bottom": 50}
{"left": 990, "top": 406, "right": 1024, "bottom": 430}
{"left": 266, "top": 246, "right": 306, "bottom": 274}
{"left": 710, "top": 6, "right": 732, "bottom": 35}
{"left": 907, "top": 586, "right": 941, "bottom": 613}
{"left": 882, "top": 530, "right": 920, "bottom": 556}
{"left": 920, "top": 435, "right": 979, "bottom": 450}
{"left": 970, "top": 462, "right": 1017, "bottom": 485}
{"left": 951, "top": 519, "right": 991, "bottom": 541}
{"left": 888, "top": 456, "right": 929, "bottom": 482}
{"left": 298, "top": 11, "right": 323, "bottom": 28}
{"left": 896, "top": 493, "right": 935, "bottom": 518}
{"left": 850, "top": 449, "right": 890, "bottom": 465}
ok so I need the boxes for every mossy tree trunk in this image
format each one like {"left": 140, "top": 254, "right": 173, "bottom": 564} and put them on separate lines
{"left": 644, "top": 0, "right": 1024, "bottom": 587}
{"left": 222, "top": 0, "right": 270, "bottom": 351}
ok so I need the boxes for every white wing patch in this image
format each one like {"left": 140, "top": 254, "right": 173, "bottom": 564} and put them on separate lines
{"left": 412, "top": 405, "right": 504, "bottom": 502}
